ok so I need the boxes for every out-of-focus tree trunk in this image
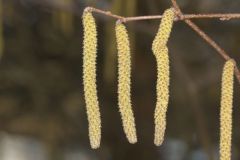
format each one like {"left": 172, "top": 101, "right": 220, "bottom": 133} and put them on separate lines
{"left": 52, "top": 0, "right": 74, "bottom": 36}
{"left": 0, "top": 0, "right": 4, "bottom": 59}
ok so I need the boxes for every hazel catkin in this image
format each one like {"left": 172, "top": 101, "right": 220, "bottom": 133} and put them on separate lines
{"left": 153, "top": 46, "right": 170, "bottom": 146}
{"left": 152, "top": 8, "right": 175, "bottom": 146}
{"left": 220, "top": 59, "right": 235, "bottom": 160}
{"left": 152, "top": 8, "right": 175, "bottom": 53}
{"left": 115, "top": 22, "right": 137, "bottom": 144}
{"left": 82, "top": 10, "right": 101, "bottom": 149}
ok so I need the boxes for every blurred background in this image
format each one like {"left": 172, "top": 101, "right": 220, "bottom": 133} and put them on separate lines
{"left": 0, "top": 0, "right": 240, "bottom": 159}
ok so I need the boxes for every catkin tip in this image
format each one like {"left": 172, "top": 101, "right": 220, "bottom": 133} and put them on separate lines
{"left": 228, "top": 58, "right": 236, "bottom": 66}
{"left": 84, "top": 7, "right": 92, "bottom": 13}
{"left": 116, "top": 19, "right": 122, "bottom": 25}
{"left": 90, "top": 142, "right": 100, "bottom": 149}
{"left": 129, "top": 137, "right": 137, "bottom": 144}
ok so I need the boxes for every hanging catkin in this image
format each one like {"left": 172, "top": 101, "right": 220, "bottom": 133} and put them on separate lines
{"left": 153, "top": 46, "right": 170, "bottom": 146}
{"left": 220, "top": 59, "right": 235, "bottom": 160}
{"left": 82, "top": 10, "right": 101, "bottom": 149}
{"left": 115, "top": 22, "right": 137, "bottom": 144}
{"left": 152, "top": 8, "right": 175, "bottom": 146}
{"left": 152, "top": 8, "right": 175, "bottom": 52}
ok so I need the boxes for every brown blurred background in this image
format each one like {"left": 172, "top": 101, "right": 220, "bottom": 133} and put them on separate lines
{"left": 0, "top": 0, "right": 240, "bottom": 159}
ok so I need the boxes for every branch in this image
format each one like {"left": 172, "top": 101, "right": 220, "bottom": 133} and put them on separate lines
{"left": 170, "top": 0, "right": 240, "bottom": 84}
{"left": 85, "top": 7, "right": 240, "bottom": 22}
{"left": 84, "top": 5, "right": 240, "bottom": 84}
{"left": 85, "top": 7, "right": 123, "bottom": 20}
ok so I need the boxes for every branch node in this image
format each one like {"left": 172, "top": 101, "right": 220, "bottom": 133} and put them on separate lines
{"left": 116, "top": 19, "right": 123, "bottom": 24}
{"left": 85, "top": 4, "right": 240, "bottom": 84}
{"left": 171, "top": 5, "right": 184, "bottom": 20}
{"left": 229, "top": 58, "right": 236, "bottom": 65}
{"left": 84, "top": 7, "right": 93, "bottom": 13}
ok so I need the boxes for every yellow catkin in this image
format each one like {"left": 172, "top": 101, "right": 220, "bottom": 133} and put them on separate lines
{"left": 115, "top": 23, "right": 137, "bottom": 144}
{"left": 220, "top": 60, "right": 235, "bottom": 160}
{"left": 152, "top": 8, "right": 175, "bottom": 53}
{"left": 82, "top": 11, "right": 101, "bottom": 149}
{"left": 152, "top": 8, "right": 174, "bottom": 146}
{"left": 153, "top": 46, "right": 170, "bottom": 146}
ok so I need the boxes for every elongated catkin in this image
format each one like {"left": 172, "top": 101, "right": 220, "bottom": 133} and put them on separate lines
{"left": 153, "top": 46, "right": 170, "bottom": 146}
{"left": 152, "top": 8, "right": 175, "bottom": 53}
{"left": 220, "top": 60, "right": 235, "bottom": 160}
{"left": 82, "top": 11, "right": 101, "bottom": 149}
{"left": 152, "top": 8, "right": 174, "bottom": 146}
{"left": 115, "top": 22, "right": 137, "bottom": 144}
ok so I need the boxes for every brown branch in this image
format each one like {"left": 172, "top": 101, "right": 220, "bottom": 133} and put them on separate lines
{"left": 84, "top": 5, "right": 240, "bottom": 84}
{"left": 85, "top": 7, "right": 240, "bottom": 22}
{"left": 171, "top": 0, "right": 182, "bottom": 14}
{"left": 85, "top": 7, "right": 124, "bottom": 19}
{"left": 184, "top": 19, "right": 230, "bottom": 60}
{"left": 183, "top": 14, "right": 240, "bottom": 20}
{"left": 170, "top": 0, "right": 240, "bottom": 84}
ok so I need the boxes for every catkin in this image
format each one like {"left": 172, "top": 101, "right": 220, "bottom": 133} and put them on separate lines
{"left": 115, "top": 23, "right": 137, "bottom": 144}
{"left": 220, "top": 60, "right": 235, "bottom": 160}
{"left": 152, "top": 8, "right": 174, "bottom": 146}
{"left": 82, "top": 11, "right": 101, "bottom": 149}
{"left": 153, "top": 46, "right": 170, "bottom": 146}
{"left": 152, "top": 8, "right": 175, "bottom": 53}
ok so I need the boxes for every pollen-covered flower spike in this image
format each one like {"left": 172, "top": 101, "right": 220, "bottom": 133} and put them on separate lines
{"left": 115, "top": 22, "right": 137, "bottom": 144}
{"left": 220, "top": 59, "right": 235, "bottom": 160}
{"left": 152, "top": 8, "right": 175, "bottom": 53}
{"left": 153, "top": 46, "right": 170, "bottom": 146}
{"left": 82, "top": 10, "right": 101, "bottom": 149}
{"left": 152, "top": 8, "right": 174, "bottom": 146}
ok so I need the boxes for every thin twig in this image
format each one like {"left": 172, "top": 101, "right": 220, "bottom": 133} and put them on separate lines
{"left": 183, "top": 14, "right": 240, "bottom": 20}
{"left": 184, "top": 19, "right": 230, "bottom": 60}
{"left": 85, "top": 6, "right": 240, "bottom": 22}
{"left": 170, "top": 0, "right": 240, "bottom": 84}
{"left": 84, "top": 5, "right": 240, "bottom": 84}
{"left": 125, "top": 14, "right": 240, "bottom": 22}
{"left": 85, "top": 7, "right": 124, "bottom": 20}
